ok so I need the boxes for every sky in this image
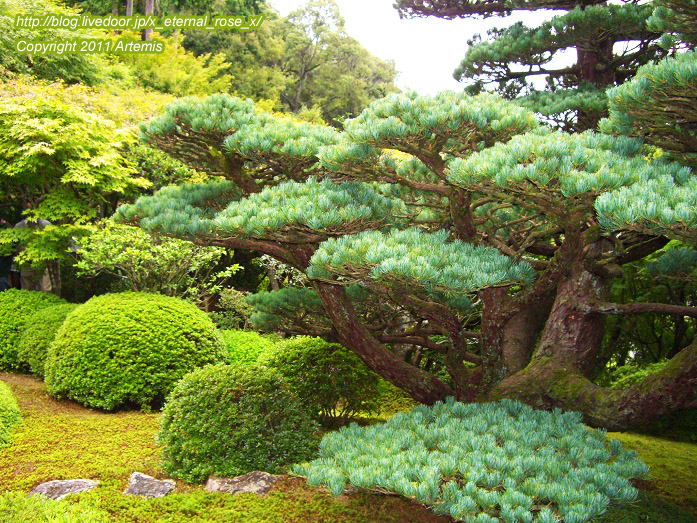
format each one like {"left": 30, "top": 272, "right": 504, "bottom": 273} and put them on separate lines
{"left": 268, "top": 0, "right": 565, "bottom": 95}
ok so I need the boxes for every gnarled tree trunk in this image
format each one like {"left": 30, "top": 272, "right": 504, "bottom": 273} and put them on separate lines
{"left": 489, "top": 240, "right": 697, "bottom": 430}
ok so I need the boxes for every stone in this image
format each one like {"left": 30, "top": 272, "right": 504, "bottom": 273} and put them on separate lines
{"left": 205, "top": 471, "right": 282, "bottom": 496}
{"left": 29, "top": 479, "right": 99, "bottom": 500}
{"left": 123, "top": 472, "right": 175, "bottom": 499}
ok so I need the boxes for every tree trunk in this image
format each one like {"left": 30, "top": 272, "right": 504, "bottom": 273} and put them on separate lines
{"left": 126, "top": 0, "right": 133, "bottom": 17}
{"left": 445, "top": 330, "right": 481, "bottom": 402}
{"left": 143, "top": 0, "right": 153, "bottom": 41}
{"left": 315, "top": 282, "right": 454, "bottom": 404}
{"left": 478, "top": 287, "right": 554, "bottom": 388}
{"left": 501, "top": 294, "right": 554, "bottom": 374}
{"left": 575, "top": 38, "right": 615, "bottom": 129}
{"left": 485, "top": 239, "right": 697, "bottom": 430}
{"left": 479, "top": 286, "right": 510, "bottom": 390}
{"left": 533, "top": 251, "right": 612, "bottom": 376}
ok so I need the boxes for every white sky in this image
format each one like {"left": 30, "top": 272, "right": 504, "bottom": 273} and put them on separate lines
{"left": 269, "top": 0, "right": 564, "bottom": 95}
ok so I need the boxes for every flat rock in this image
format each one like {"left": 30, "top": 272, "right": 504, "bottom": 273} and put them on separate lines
{"left": 205, "top": 471, "right": 282, "bottom": 496}
{"left": 123, "top": 472, "right": 175, "bottom": 499}
{"left": 29, "top": 479, "right": 99, "bottom": 500}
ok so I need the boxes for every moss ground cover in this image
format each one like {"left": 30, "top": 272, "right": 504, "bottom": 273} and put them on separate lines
{"left": 0, "top": 373, "right": 161, "bottom": 492}
{"left": 609, "top": 432, "right": 697, "bottom": 511}
{"left": 0, "top": 372, "right": 695, "bottom": 523}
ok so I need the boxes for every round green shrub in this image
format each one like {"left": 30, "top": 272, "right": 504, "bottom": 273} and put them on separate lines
{"left": 158, "top": 364, "right": 319, "bottom": 483}
{"left": 17, "top": 303, "right": 79, "bottom": 377}
{"left": 0, "top": 380, "right": 22, "bottom": 448}
{"left": 261, "top": 336, "right": 382, "bottom": 424}
{"left": 295, "top": 398, "right": 651, "bottom": 523}
{"left": 219, "top": 329, "right": 277, "bottom": 366}
{"left": 0, "top": 289, "right": 65, "bottom": 371}
{"left": 45, "top": 292, "right": 225, "bottom": 411}
{"left": 0, "top": 491, "right": 109, "bottom": 523}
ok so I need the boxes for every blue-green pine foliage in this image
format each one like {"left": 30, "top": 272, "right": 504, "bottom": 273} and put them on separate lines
{"left": 296, "top": 399, "right": 649, "bottom": 523}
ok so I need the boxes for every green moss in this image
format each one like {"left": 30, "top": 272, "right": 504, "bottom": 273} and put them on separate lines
{"left": 594, "top": 491, "right": 697, "bottom": 522}
{"left": 73, "top": 478, "right": 452, "bottom": 523}
{"left": 0, "top": 374, "right": 160, "bottom": 491}
{"left": 0, "top": 491, "right": 109, "bottom": 523}
{"left": 608, "top": 432, "right": 697, "bottom": 511}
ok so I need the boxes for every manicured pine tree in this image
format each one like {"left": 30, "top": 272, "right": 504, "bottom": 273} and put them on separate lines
{"left": 394, "top": 0, "right": 667, "bottom": 131}
{"left": 118, "top": 91, "right": 697, "bottom": 429}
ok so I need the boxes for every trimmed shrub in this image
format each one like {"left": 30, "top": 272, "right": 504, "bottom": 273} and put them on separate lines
{"left": 17, "top": 303, "right": 79, "bottom": 377}
{"left": 219, "top": 329, "right": 277, "bottom": 366}
{"left": 0, "top": 289, "right": 65, "bottom": 371}
{"left": 0, "top": 491, "right": 108, "bottom": 523}
{"left": 158, "top": 364, "right": 319, "bottom": 483}
{"left": 45, "top": 292, "right": 225, "bottom": 411}
{"left": 295, "top": 399, "right": 650, "bottom": 523}
{"left": 261, "top": 337, "right": 382, "bottom": 424}
{"left": 0, "top": 380, "right": 22, "bottom": 448}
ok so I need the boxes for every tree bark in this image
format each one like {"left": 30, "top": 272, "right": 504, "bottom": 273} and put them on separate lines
{"left": 501, "top": 294, "right": 554, "bottom": 374}
{"left": 575, "top": 38, "right": 615, "bottom": 129}
{"left": 478, "top": 286, "right": 510, "bottom": 390}
{"left": 484, "top": 237, "right": 697, "bottom": 430}
{"left": 582, "top": 301, "right": 697, "bottom": 320}
{"left": 126, "top": 0, "right": 133, "bottom": 16}
{"left": 478, "top": 286, "right": 556, "bottom": 388}
{"left": 532, "top": 240, "right": 613, "bottom": 375}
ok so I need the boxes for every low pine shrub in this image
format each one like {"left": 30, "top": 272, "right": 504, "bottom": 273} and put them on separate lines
{"left": 294, "top": 398, "right": 650, "bottom": 523}
{"left": 219, "top": 329, "right": 277, "bottom": 366}
{"left": 0, "top": 289, "right": 65, "bottom": 371}
{"left": 17, "top": 303, "right": 78, "bottom": 377}
{"left": 0, "top": 380, "right": 22, "bottom": 448}
{"left": 0, "top": 491, "right": 109, "bottom": 523}
{"left": 158, "top": 364, "right": 319, "bottom": 483}
{"left": 45, "top": 292, "right": 225, "bottom": 411}
{"left": 261, "top": 336, "right": 382, "bottom": 425}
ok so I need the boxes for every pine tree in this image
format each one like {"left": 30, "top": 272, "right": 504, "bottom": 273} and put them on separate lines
{"left": 117, "top": 91, "right": 697, "bottom": 429}
{"left": 395, "top": 0, "right": 667, "bottom": 131}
